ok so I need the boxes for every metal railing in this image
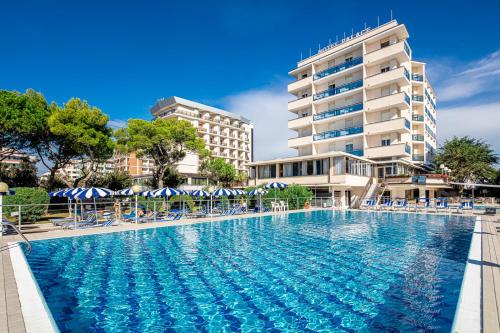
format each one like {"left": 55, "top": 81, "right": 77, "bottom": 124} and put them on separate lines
{"left": 313, "top": 80, "right": 363, "bottom": 101}
{"left": 313, "top": 126, "right": 363, "bottom": 141}
{"left": 412, "top": 95, "right": 424, "bottom": 102}
{"left": 313, "top": 102, "right": 363, "bottom": 121}
{"left": 1, "top": 221, "right": 32, "bottom": 254}
{"left": 313, "top": 56, "right": 363, "bottom": 80}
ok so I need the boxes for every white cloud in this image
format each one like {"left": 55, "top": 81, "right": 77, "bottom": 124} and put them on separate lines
{"left": 432, "top": 50, "right": 500, "bottom": 102}
{"left": 223, "top": 85, "right": 295, "bottom": 161}
{"left": 438, "top": 102, "right": 500, "bottom": 152}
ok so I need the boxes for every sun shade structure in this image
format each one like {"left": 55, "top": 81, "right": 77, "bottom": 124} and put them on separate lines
{"left": 212, "top": 188, "right": 234, "bottom": 197}
{"left": 74, "top": 188, "right": 114, "bottom": 200}
{"left": 49, "top": 188, "right": 71, "bottom": 198}
{"left": 152, "top": 187, "right": 184, "bottom": 197}
{"left": 115, "top": 188, "right": 135, "bottom": 196}
{"left": 232, "top": 189, "right": 245, "bottom": 195}
{"left": 190, "top": 190, "right": 210, "bottom": 197}
{"left": 247, "top": 188, "right": 268, "bottom": 196}
{"left": 265, "top": 182, "right": 288, "bottom": 189}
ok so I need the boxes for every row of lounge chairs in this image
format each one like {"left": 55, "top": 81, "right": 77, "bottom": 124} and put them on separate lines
{"left": 360, "top": 198, "right": 474, "bottom": 213}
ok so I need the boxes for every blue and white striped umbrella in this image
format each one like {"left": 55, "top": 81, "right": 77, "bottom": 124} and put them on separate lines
{"left": 212, "top": 188, "right": 234, "bottom": 197}
{"left": 232, "top": 189, "right": 245, "bottom": 195}
{"left": 265, "top": 182, "right": 287, "bottom": 189}
{"left": 152, "top": 187, "right": 183, "bottom": 197}
{"left": 49, "top": 188, "right": 71, "bottom": 198}
{"left": 247, "top": 188, "right": 268, "bottom": 196}
{"left": 140, "top": 190, "right": 155, "bottom": 197}
{"left": 63, "top": 188, "right": 86, "bottom": 199}
{"left": 115, "top": 188, "right": 135, "bottom": 196}
{"left": 190, "top": 190, "right": 210, "bottom": 197}
{"left": 0, "top": 189, "right": 15, "bottom": 196}
{"left": 74, "top": 187, "right": 113, "bottom": 200}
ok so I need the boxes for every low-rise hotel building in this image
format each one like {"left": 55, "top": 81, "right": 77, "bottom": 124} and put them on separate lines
{"left": 249, "top": 20, "right": 446, "bottom": 207}
{"left": 150, "top": 96, "right": 253, "bottom": 190}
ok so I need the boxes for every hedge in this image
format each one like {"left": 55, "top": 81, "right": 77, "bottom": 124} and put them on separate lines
{"left": 3, "top": 187, "right": 50, "bottom": 223}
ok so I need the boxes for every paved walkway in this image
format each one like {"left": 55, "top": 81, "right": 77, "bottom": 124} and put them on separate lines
{"left": 0, "top": 240, "right": 26, "bottom": 333}
{"left": 482, "top": 217, "right": 500, "bottom": 333}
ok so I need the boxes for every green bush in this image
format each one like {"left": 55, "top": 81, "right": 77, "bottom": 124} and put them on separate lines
{"left": 3, "top": 187, "right": 50, "bottom": 223}
{"left": 169, "top": 195, "right": 194, "bottom": 211}
{"left": 263, "top": 184, "right": 313, "bottom": 210}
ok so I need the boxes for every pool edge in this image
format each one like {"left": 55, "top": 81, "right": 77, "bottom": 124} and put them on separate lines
{"left": 451, "top": 216, "right": 481, "bottom": 333}
{"left": 9, "top": 242, "right": 60, "bottom": 333}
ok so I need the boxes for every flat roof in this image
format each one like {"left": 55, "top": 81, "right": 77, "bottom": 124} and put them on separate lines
{"left": 150, "top": 96, "right": 252, "bottom": 124}
{"left": 247, "top": 151, "right": 374, "bottom": 166}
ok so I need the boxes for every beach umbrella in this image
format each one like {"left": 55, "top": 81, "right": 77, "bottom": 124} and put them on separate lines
{"left": 115, "top": 188, "right": 135, "bottom": 196}
{"left": 212, "top": 188, "right": 234, "bottom": 197}
{"left": 247, "top": 188, "right": 268, "bottom": 211}
{"left": 232, "top": 189, "right": 245, "bottom": 195}
{"left": 74, "top": 187, "right": 113, "bottom": 219}
{"left": 190, "top": 190, "right": 210, "bottom": 197}
{"left": 49, "top": 188, "right": 71, "bottom": 198}
{"left": 152, "top": 187, "right": 184, "bottom": 214}
{"left": 265, "top": 182, "right": 288, "bottom": 206}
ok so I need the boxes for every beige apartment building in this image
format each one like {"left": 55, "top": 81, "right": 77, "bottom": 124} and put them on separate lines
{"left": 150, "top": 96, "right": 253, "bottom": 190}
{"left": 249, "top": 20, "right": 444, "bottom": 207}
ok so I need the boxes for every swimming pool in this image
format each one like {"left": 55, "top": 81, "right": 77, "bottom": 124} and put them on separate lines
{"left": 25, "top": 210, "right": 475, "bottom": 332}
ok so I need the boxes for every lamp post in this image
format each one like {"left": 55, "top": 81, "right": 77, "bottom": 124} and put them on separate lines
{"left": 131, "top": 184, "right": 143, "bottom": 224}
{"left": 0, "top": 182, "right": 9, "bottom": 224}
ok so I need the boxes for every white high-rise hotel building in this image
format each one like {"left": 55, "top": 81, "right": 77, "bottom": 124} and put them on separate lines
{"left": 287, "top": 20, "right": 436, "bottom": 164}
{"left": 249, "top": 20, "right": 443, "bottom": 207}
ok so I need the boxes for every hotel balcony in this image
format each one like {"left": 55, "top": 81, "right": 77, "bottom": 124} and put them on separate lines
{"left": 412, "top": 114, "right": 424, "bottom": 122}
{"left": 412, "top": 94, "right": 424, "bottom": 102}
{"left": 413, "top": 154, "right": 425, "bottom": 162}
{"left": 412, "top": 74, "right": 423, "bottom": 82}
{"left": 412, "top": 134, "right": 424, "bottom": 141}
{"left": 365, "top": 92, "right": 410, "bottom": 113}
{"left": 288, "top": 135, "right": 313, "bottom": 148}
{"left": 345, "top": 149, "right": 364, "bottom": 157}
{"left": 313, "top": 126, "right": 363, "bottom": 142}
{"left": 364, "top": 143, "right": 411, "bottom": 159}
{"left": 364, "top": 41, "right": 411, "bottom": 66}
{"left": 364, "top": 117, "right": 411, "bottom": 136}
{"left": 288, "top": 76, "right": 313, "bottom": 93}
{"left": 288, "top": 96, "right": 312, "bottom": 112}
{"left": 313, "top": 56, "right": 363, "bottom": 82}
{"left": 364, "top": 66, "right": 410, "bottom": 90}
{"left": 313, "top": 80, "right": 363, "bottom": 101}
{"left": 288, "top": 115, "right": 312, "bottom": 129}
{"left": 313, "top": 103, "right": 363, "bottom": 122}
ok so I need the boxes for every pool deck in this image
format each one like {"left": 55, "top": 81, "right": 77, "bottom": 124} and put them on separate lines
{"left": 1, "top": 209, "right": 499, "bottom": 332}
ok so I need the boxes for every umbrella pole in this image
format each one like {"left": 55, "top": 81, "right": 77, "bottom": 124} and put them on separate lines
{"left": 94, "top": 197, "right": 97, "bottom": 220}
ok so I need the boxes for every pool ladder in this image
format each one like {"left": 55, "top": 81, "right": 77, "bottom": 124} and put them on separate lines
{"left": 1, "top": 221, "right": 32, "bottom": 254}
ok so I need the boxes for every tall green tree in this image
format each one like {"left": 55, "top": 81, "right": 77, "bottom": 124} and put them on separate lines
{"left": 115, "top": 118, "right": 207, "bottom": 188}
{"left": 434, "top": 136, "right": 498, "bottom": 184}
{"left": 0, "top": 160, "right": 38, "bottom": 188}
{"left": 0, "top": 89, "right": 49, "bottom": 161}
{"left": 87, "top": 170, "right": 132, "bottom": 190}
{"left": 35, "top": 98, "right": 114, "bottom": 189}
{"left": 200, "top": 157, "right": 237, "bottom": 187}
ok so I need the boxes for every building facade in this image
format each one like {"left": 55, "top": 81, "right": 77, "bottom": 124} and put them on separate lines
{"left": 0, "top": 149, "right": 37, "bottom": 168}
{"left": 114, "top": 152, "right": 154, "bottom": 178}
{"left": 249, "top": 20, "right": 445, "bottom": 207}
{"left": 150, "top": 96, "right": 253, "bottom": 190}
{"left": 287, "top": 20, "right": 437, "bottom": 168}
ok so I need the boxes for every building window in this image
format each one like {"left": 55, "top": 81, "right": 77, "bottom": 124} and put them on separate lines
{"left": 381, "top": 137, "right": 391, "bottom": 146}
{"left": 380, "top": 38, "right": 390, "bottom": 48}
{"left": 380, "top": 63, "right": 390, "bottom": 73}
{"left": 307, "top": 161, "right": 314, "bottom": 175}
{"left": 345, "top": 143, "right": 354, "bottom": 152}
{"left": 345, "top": 53, "right": 353, "bottom": 62}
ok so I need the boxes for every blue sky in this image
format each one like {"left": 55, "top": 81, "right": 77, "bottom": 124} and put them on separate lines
{"left": 1, "top": 0, "right": 500, "bottom": 160}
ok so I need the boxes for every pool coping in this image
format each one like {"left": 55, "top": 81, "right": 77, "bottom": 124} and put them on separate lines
{"left": 451, "top": 216, "right": 482, "bottom": 333}
{"left": 9, "top": 242, "right": 59, "bottom": 333}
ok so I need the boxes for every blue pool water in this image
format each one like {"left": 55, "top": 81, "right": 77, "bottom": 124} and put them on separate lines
{"left": 25, "top": 210, "right": 475, "bottom": 332}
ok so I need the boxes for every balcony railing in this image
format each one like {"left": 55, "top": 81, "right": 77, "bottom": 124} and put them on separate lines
{"left": 404, "top": 41, "right": 411, "bottom": 58}
{"left": 412, "top": 114, "right": 424, "bottom": 122}
{"left": 313, "top": 126, "right": 363, "bottom": 141}
{"left": 412, "top": 95, "right": 423, "bottom": 102}
{"left": 412, "top": 74, "right": 423, "bottom": 82}
{"left": 313, "top": 102, "right": 363, "bottom": 121}
{"left": 404, "top": 92, "right": 411, "bottom": 105}
{"left": 314, "top": 57, "right": 363, "bottom": 80}
{"left": 313, "top": 80, "right": 363, "bottom": 101}
{"left": 345, "top": 149, "right": 363, "bottom": 157}
{"left": 403, "top": 67, "right": 410, "bottom": 81}
{"left": 413, "top": 154, "right": 424, "bottom": 161}
{"left": 413, "top": 134, "right": 424, "bottom": 141}
{"left": 405, "top": 119, "right": 411, "bottom": 129}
